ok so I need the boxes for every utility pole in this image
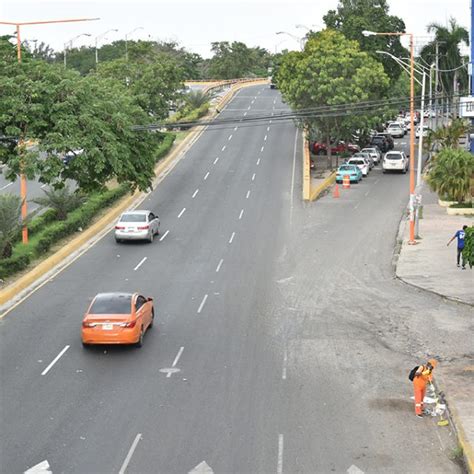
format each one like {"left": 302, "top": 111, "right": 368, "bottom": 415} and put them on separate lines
{"left": 434, "top": 41, "right": 439, "bottom": 130}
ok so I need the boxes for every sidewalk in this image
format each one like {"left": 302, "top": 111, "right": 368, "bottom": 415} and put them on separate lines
{"left": 396, "top": 184, "right": 474, "bottom": 472}
{"left": 310, "top": 154, "right": 339, "bottom": 199}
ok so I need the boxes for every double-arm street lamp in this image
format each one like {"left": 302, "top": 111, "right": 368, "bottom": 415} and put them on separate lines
{"left": 276, "top": 31, "right": 305, "bottom": 51}
{"left": 0, "top": 17, "right": 99, "bottom": 244}
{"left": 363, "top": 29, "right": 417, "bottom": 245}
{"left": 95, "top": 28, "right": 118, "bottom": 64}
{"left": 64, "top": 33, "right": 91, "bottom": 68}
{"left": 125, "top": 27, "right": 144, "bottom": 61}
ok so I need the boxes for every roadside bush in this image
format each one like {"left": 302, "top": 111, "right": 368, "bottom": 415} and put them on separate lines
{"left": 463, "top": 226, "right": 474, "bottom": 269}
{"left": 427, "top": 147, "right": 474, "bottom": 202}
{"left": 155, "top": 133, "right": 175, "bottom": 162}
{"left": 0, "top": 253, "right": 32, "bottom": 279}
{"left": 169, "top": 103, "right": 209, "bottom": 124}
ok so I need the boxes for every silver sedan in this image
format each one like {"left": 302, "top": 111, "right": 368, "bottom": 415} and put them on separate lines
{"left": 114, "top": 210, "right": 160, "bottom": 243}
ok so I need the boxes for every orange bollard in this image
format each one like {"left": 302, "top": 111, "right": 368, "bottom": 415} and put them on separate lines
{"left": 333, "top": 183, "right": 340, "bottom": 198}
{"left": 343, "top": 174, "right": 350, "bottom": 189}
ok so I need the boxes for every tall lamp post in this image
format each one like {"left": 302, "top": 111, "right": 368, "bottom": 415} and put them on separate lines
{"left": 276, "top": 31, "right": 305, "bottom": 51}
{"left": 64, "top": 33, "right": 91, "bottom": 68}
{"left": 0, "top": 17, "right": 99, "bottom": 244}
{"left": 363, "top": 29, "right": 417, "bottom": 245}
{"left": 95, "top": 28, "right": 118, "bottom": 64}
{"left": 125, "top": 27, "right": 144, "bottom": 61}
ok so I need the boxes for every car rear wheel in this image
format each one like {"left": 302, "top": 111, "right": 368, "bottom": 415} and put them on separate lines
{"left": 115, "top": 238, "right": 122, "bottom": 244}
{"left": 149, "top": 309, "right": 155, "bottom": 328}
{"left": 148, "top": 232, "right": 154, "bottom": 243}
{"left": 136, "top": 327, "right": 144, "bottom": 348}
{"left": 82, "top": 341, "right": 90, "bottom": 349}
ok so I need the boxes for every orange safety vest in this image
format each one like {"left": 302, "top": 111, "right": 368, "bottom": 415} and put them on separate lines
{"left": 413, "top": 365, "right": 433, "bottom": 389}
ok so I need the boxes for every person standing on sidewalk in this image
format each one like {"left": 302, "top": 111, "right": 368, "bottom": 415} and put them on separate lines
{"left": 412, "top": 359, "right": 437, "bottom": 418}
{"left": 447, "top": 225, "right": 467, "bottom": 269}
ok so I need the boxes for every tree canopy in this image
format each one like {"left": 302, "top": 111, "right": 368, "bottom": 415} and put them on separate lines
{"left": 0, "top": 37, "right": 165, "bottom": 193}
{"left": 323, "top": 0, "right": 407, "bottom": 82}
{"left": 277, "top": 29, "right": 390, "bottom": 154}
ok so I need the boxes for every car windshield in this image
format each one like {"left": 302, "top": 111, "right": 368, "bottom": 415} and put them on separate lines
{"left": 350, "top": 160, "right": 364, "bottom": 165}
{"left": 89, "top": 294, "right": 132, "bottom": 314}
{"left": 120, "top": 213, "right": 146, "bottom": 222}
{"left": 386, "top": 154, "right": 402, "bottom": 160}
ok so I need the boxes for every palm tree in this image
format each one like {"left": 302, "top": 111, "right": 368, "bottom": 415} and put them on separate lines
{"left": 425, "top": 118, "right": 470, "bottom": 153}
{"left": 32, "top": 186, "right": 85, "bottom": 221}
{"left": 421, "top": 17, "right": 469, "bottom": 100}
{"left": 184, "top": 89, "right": 215, "bottom": 109}
{"left": 0, "top": 194, "right": 22, "bottom": 258}
{"left": 426, "top": 148, "right": 474, "bottom": 202}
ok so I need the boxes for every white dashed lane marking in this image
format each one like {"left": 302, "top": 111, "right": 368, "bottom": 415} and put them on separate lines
{"left": 252, "top": 173, "right": 256, "bottom": 181}
{"left": 134, "top": 257, "right": 147, "bottom": 271}
{"left": 228, "top": 232, "right": 236, "bottom": 244}
{"left": 159, "top": 230, "right": 169, "bottom": 241}
{"left": 41, "top": 345, "right": 70, "bottom": 376}
{"left": 246, "top": 190, "right": 251, "bottom": 199}
{"left": 197, "top": 294, "right": 208, "bottom": 313}
{"left": 221, "top": 145, "right": 226, "bottom": 152}
{"left": 178, "top": 208, "right": 186, "bottom": 218}
{"left": 239, "top": 209, "right": 244, "bottom": 220}
{"left": 216, "top": 259, "right": 224, "bottom": 272}
{"left": 204, "top": 172, "right": 210, "bottom": 180}
{"left": 256, "top": 158, "right": 260, "bottom": 165}
{"left": 192, "top": 189, "right": 199, "bottom": 198}
{"left": 260, "top": 146, "right": 264, "bottom": 152}
{"left": 213, "top": 157, "right": 219, "bottom": 164}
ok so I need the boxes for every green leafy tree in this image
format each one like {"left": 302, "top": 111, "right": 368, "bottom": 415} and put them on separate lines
{"left": 420, "top": 18, "right": 469, "bottom": 97}
{"left": 208, "top": 41, "right": 271, "bottom": 79}
{"left": 32, "top": 186, "right": 85, "bottom": 220}
{"left": 426, "top": 147, "right": 474, "bottom": 202}
{"left": 0, "top": 42, "right": 162, "bottom": 192}
{"left": 323, "top": 0, "right": 407, "bottom": 82}
{"left": 0, "top": 194, "right": 22, "bottom": 258}
{"left": 97, "top": 56, "right": 185, "bottom": 119}
{"left": 277, "top": 29, "right": 389, "bottom": 167}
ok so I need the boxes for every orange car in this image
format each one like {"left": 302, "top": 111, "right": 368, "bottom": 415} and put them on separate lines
{"left": 82, "top": 292, "right": 154, "bottom": 348}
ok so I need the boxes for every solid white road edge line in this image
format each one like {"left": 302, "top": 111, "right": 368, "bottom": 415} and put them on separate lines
{"left": 239, "top": 209, "right": 244, "bottom": 220}
{"left": 290, "top": 129, "right": 298, "bottom": 225}
{"left": 41, "top": 345, "right": 70, "bottom": 376}
{"left": 118, "top": 433, "right": 142, "bottom": 474}
{"left": 178, "top": 208, "right": 186, "bottom": 218}
{"left": 159, "top": 230, "right": 169, "bottom": 242}
{"left": 197, "top": 294, "right": 208, "bottom": 314}
{"left": 277, "top": 434, "right": 284, "bottom": 474}
{"left": 216, "top": 258, "right": 224, "bottom": 273}
{"left": 133, "top": 257, "right": 147, "bottom": 271}
{"left": 228, "top": 232, "right": 235, "bottom": 244}
{"left": 204, "top": 172, "right": 210, "bottom": 180}
{"left": 192, "top": 189, "right": 199, "bottom": 198}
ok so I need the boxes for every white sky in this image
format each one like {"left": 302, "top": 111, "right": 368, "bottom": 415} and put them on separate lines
{"left": 0, "top": 0, "right": 470, "bottom": 58}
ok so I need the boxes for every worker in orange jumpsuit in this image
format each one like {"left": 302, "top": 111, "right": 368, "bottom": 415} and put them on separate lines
{"left": 413, "top": 359, "right": 437, "bottom": 417}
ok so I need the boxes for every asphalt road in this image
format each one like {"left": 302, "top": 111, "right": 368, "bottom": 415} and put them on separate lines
{"left": 1, "top": 86, "right": 471, "bottom": 474}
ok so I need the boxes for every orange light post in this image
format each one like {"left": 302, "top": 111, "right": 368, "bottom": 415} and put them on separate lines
{"left": 0, "top": 17, "right": 99, "bottom": 244}
{"left": 363, "top": 30, "right": 417, "bottom": 244}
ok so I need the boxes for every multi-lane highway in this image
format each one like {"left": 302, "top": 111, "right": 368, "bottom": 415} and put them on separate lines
{"left": 1, "top": 85, "right": 472, "bottom": 474}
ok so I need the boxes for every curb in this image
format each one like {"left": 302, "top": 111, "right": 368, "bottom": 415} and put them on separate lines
{"left": 310, "top": 171, "right": 336, "bottom": 201}
{"left": 433, "top": 376, "right": 474, "bottom": 473}
{"left": 0, "top": 80, "right": 265, "bottom": 313}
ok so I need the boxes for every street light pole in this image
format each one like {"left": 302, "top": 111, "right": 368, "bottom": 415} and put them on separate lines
{"left": 64, "top": 33, "right": 91, "bottom": 68}
{"left": 0, "top": 17, "right": 99, "bottom": 244}
{"left": 364, "top": 30, "right": 417, "bottom": 244}
{"left": 125, "top": 27, "right": 144, "bottom": 61}
{"left": 95, "top": 28, "right": 118, "bottom": 64}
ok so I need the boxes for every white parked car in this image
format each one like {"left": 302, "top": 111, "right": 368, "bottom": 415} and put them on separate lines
{"left": 361, "top": 147, "right": 381, "bottom": 164}
{"left": 415, "top": 125, "right": 430, "bottom": 138}
{"left": 386, "top": 123, "right": 405, "bottom": 138}
{"left": 382, "top": 151, "right": 409, "bottom": 174}
{"left": 114, "top": 210, "right": 160, "bottom": 243}
{"left": 347, "top": 157, "right": 370, "bottom": 177}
